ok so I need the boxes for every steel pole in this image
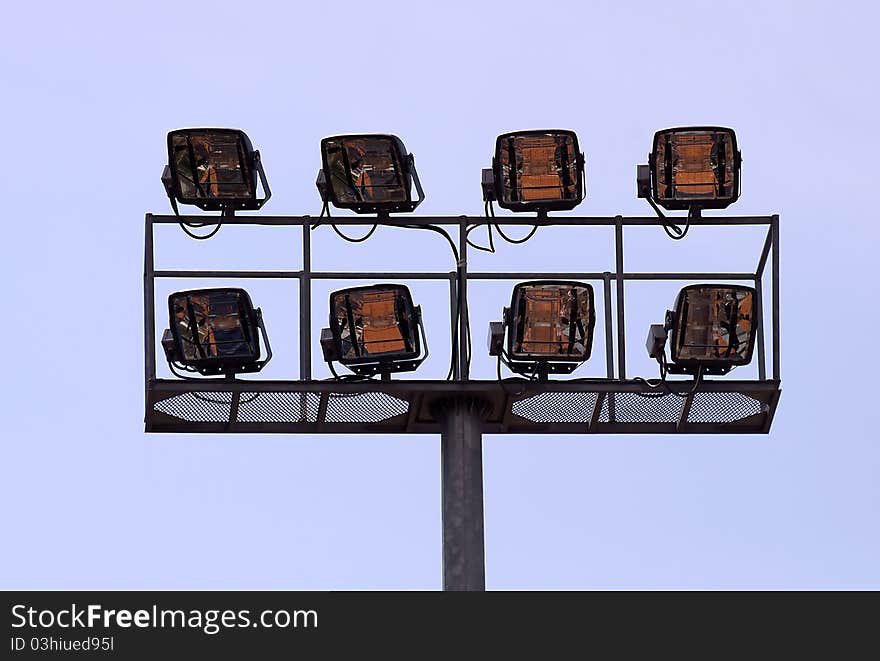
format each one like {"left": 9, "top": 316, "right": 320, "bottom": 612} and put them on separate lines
{"left": 433, "top": 397, "right": 490, "bottom": 591}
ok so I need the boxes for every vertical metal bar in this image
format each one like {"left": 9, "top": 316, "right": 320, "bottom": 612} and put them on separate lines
{"left": 300, "top": 224, "right": 312, "bottom": 380}
{"left": 299, "top": 225, "right": 312, "bottom": 424}
{"left": 754, "top": 277, "right": 766, "bottom": 381}
{"left": 316, "top": 392, "right": 328, "bottom": 431}
{"left": 614, "top": 217, "right": 626, "bottom": 379}
{"left": 771, "top": 215, "right": 780, "bottom": 380}
{"left": 602, "top": 273, "right": 615, "bottom": 379}
{"left": 602, "top": 271, "right": 616, "bottom": 422}
{"left": 677, "top": 391, "right": 694, "bottom": 431}
{"left": 228, "top": 391, "right": 241, "bottom": 428}
{"left": 144, "top": 214, "right": 156, "bottom": 416}
{"left": 458, "top": 220, "right": 469, "bottom": 380}
{"left": 589, "top": 392, "right": 605, "bottom": 431}
{"left": 435, "top": 397, "right": 488, "bottom": 591}
{"left": 405, "top": 393, "right": 423, "bottom": 432}
{"left": 449, "top": 274, "right": 460, "bottom": 380}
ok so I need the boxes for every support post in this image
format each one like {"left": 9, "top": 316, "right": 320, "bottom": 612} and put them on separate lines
{"left": 432, "top": 397, "right": 490, "bottom": 591}
{"left": 457, "top": 221, "right": 469, "bottom": 380}
{"left": 144, "top": 214, "right": 156, "bottom": 414}
{"left": 300, "top": 224, "right": 312, "bottom": 422}
{"left": 771, "top": 214, "right": 780, "bottom": 381}
{"left": 300, "top": 223, "right": 312, "bottom": 380}
{"left": 614, "top": 216, "right": 626, "bottom": 379}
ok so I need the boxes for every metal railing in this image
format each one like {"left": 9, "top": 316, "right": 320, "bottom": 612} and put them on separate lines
{"left": 144, "top": 213, "right": 780, "bottom": 434}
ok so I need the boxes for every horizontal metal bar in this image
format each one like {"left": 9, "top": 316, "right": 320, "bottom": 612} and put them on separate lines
{"left": 467, "top": 272, "right": 608, "bottom": 280}
{"left": 154, "top": 270, "right": 763, "bottom": 282}
{"left": 146, "top": 420, "right": 775, "bottom": 435}
{"left": 149, "top": 214, "right": 776, "bottom": 227}
{"left": 622, "top": 272, "right": 757, "bottom": 281}
{"left": 153, "top": 270, "right": 458, "bottom": 280}
{"left": 314, "top": 272, "right": 457, "bottom": 281}
{"left": 155, "top": 270, "right": 302, "bottom": 279}
{"left": 150, "top": 378, "right": 781, "bottom": 395}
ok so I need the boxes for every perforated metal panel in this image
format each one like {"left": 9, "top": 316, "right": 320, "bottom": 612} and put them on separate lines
{"left": 154, "top": 391, "right": 235, "bottom": 423}
{"left": 686, "top": 391, "right": 766, "bottom": 423}
{"left": 325, "top": 392, "right": 408, "bottom": 424}
{"left": 237, "top": 392, "right": 320, "bottom": 424}
{"left": 508, "top": 390, "right": 768, "bottom": 426}
{"left": 511, "top": 392, "right": 599, "bottom": 424}
{"left": 600, "top": 392, "right": 684, "bottom": 424}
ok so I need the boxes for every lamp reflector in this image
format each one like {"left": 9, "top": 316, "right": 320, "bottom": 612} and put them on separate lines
{"left": 652, "top": 127, "right": 739, "bottom": 209}
{"left": 167, "top": 129, "right": 257, "bottom": 207}
{"left": 508, "top": 281, "right": 594, "bottom": 361}
{"left": 330, "top": 285, "right": 420, "bottom": 364}
{"left": 494, "top": 130, "right": 583, "bottom": 212}
{"left": 321, "top": 135, "right": 421, "bottom": 214}
{"left": 671, "top": 285, "right": 756, "bottom": 367}
{"left": 168, "top": 288, "right": 261, "bottom": 374}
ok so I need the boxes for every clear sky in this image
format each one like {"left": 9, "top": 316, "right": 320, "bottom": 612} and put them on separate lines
{"left": 2, "top": 0, "right": 878, "bottom": 589}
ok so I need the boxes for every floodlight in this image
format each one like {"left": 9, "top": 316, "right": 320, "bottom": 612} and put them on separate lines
{"left": 482, "top": 130, "right": 584, "bottom": 213}
{"left": 647, "top": 284, "right": 757, "bottom": 375}
{"left": 637, "top": 126, "right": 740, "bottom": 213}
{"left": 163, "top": 288, "right": 272, "bottom": 377}
{"left": 489, "top": 281, "right": 595, "bottom": 378}
{"left": 316, "top": 135, "right": 424, "bottom": 215}
{"left": 322, "top": 284, "right": 427, "bottom": 378}
{"left": 161, "top": 128, "right": 270, "bottom": 214}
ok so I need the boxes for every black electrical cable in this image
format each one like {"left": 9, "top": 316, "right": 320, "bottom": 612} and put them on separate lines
{"left": 633, "top": 355, "right": 703, "bottom": 398}
{"left": 168, "top": 193, "right": 225, "bottom": 240}
{"left": 310, "top": 201, "right": 330, "bottom": 229}
{"left": 646, "top": 196, "right": 690, "bottom": 241}
{"left": 193, "top": 391, "right": 262, "bottom": 405}
{"left": 167, "top": 361, "right": 237, "bottom": 382}
{"left": 168, "top": 362, "right": 204, "bottom": 381}
{"left": 464, "top": 204, "right": 496, "bottom": 253}
{"left": 465, "top": 222, "right": 495, "bottom": 253}
{"left": 488, "top": 200, "right": 540, "bottom": 244}
{"left": 631, "top": 376, "right": 672, "bottom": 397}
{"left": 178, "top": 222, "right": 222, "bottom": 240}
{"left": 395, "top": 222, "right": 465, "bottom": 380}
{"left": 662, "top": 217, "right": 690, "bottom": 241}
{"left": 446, "top": 301, "right": 459, "bottom": 381}
{"left": 325, "top": 360, "right": 376, "bottom": 384}
{"left": 496, "top": 353, "right": 535, "bottom": 396}
{"left": 399, "top": 223, "right": 460, "bottom": 263}
{"left": 493, "top": 223, "right": 539, "bottom": 244}
{"left": 315, "top": 220, "right": 464, "bottom": 381}
{"left": 331, "top": 223, "right": 378, "bottom": 243}
{"left": 465, "top": 315, "right": 472, "bottom": 372}
{"left": 310, "top": 201, "right": 379, "bottom": 243}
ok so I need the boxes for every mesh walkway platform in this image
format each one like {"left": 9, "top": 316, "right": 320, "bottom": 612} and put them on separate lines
{"left": 147, "top": 379, "right": 781, "bottom": 434}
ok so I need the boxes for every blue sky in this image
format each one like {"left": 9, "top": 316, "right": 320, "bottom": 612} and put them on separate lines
{"left": 1, "top": 0, "right": 878, "bottom": 588}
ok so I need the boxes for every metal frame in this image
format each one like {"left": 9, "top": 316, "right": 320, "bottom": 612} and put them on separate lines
{"left": 144, "top": 213, "right": 781, "bottom": 435}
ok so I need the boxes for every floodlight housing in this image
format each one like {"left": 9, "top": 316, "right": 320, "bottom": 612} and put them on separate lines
{"left": 663, "top": 284, "right": 757, "bottom": 375}
{"left": 638, "top": 126, "right": 740, "bottom": 211}
{"left": 324, "top": 284, "right": 427, "bottom": 377}
{"left": 486, "top": 130, "right": 585, "bottom": 213}
{"left": 317, "top": 134, "right": 424, "bottom": 215}
{"left": 164, "top": 287, "right": 271, "bottom": 376}
{"left": 162, "top": 128, "right": 270, "bottom": 213}
{"left": 490, "top": 280, "right": 595, "bottom": 377}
